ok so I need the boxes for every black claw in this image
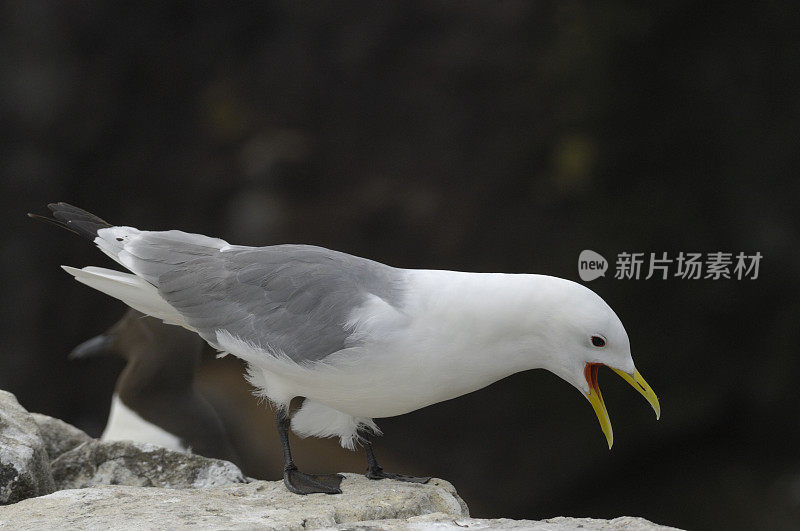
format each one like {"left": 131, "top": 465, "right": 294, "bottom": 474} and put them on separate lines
{"left": 284, "top": 469, "right": 344, "bottom": 494}
{"left": 363, "top": 438, "right": 430, "bottom": 484}
{"left": 390, "top": 474, "right": 431, "bottom": 484}
{"left": 366, "top": 469, "right": 431, "bottom": 483}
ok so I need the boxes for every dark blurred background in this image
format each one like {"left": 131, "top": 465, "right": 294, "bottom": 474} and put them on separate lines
{"left": 2, "top": 1, "right": 798, "bottom": 529}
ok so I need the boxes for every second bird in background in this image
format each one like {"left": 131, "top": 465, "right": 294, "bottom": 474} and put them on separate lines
{"left": 70, "top": 309, "right": 242, "bottom": 467}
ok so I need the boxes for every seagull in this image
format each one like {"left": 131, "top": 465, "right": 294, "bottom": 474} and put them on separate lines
{"left": 31, "top": 202, "right": 660, "bottom": 495}
{"left": 70, "top": 309, "right": 241, "bottom": 466}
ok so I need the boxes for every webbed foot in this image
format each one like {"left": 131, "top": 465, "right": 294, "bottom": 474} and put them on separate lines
{"left": 366, "top": 466, "right": 430, "bottom": 483}
{"left": 284, "top": 466, "right": 344, "bottom": 494}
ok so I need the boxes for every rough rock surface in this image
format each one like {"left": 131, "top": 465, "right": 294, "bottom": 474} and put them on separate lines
{"left": 0, "top": 475, "right": 470, "bottom": 530}
{"left": 50, "top": 439, "right": 246, "bottom": 490}
{"left": 323, "top": 513, "right": 682, "bottom": 530}
{"left": 30, "top": 413, "right": 93, "bottom": 461}
{"left": 0, "top": 390, "right": 54, "bottom": 505}
{"left": 0, "top": 390, "right": 681, "bottom": 530}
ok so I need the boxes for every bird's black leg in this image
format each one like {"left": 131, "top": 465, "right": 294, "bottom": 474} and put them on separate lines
{"left": 363, "top": 437, "right": 430, "bottom": 483}
{"left": 276, "top": 409, "right": 344, "bottom": 494}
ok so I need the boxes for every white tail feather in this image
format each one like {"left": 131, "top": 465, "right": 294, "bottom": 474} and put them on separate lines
{"left": 93, "top": 226, "right": 141, "bottom": 267}
{"left": 61, "top": 265, "right": 188, "bottom": 328}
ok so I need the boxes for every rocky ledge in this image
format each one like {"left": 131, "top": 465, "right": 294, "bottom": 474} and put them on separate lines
{"left": 0, "top": 390, "right": 679, "bottom": 530}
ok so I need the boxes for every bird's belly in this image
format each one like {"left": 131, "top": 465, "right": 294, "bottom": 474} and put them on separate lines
{"left": 223, "top": 331, "right": 516, "bottom": 419}
{"left": 312, "top": 379, "right": 459, "bottom": 418}
{"left": 259, "top": 350, "right": 511, "bottom": 419}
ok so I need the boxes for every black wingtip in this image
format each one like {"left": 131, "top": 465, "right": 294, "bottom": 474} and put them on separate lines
{"left": 29, "top": 202, "right": 113, "bottom": 240}
{"left": 27, "top": 211, "right": 83, "bottom": 236}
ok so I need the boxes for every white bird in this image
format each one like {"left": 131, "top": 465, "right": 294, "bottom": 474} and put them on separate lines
{"left": 31, "top": 203, "right": 660, "bottom": 495}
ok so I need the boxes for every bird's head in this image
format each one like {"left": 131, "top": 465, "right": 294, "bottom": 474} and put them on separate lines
{"left": 532, "top": 277, "right": 660, "bottom": 448}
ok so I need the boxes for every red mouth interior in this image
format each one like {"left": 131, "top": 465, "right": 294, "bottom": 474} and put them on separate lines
{"left": 585, "top": 362, "right": 602, "bottom": 395}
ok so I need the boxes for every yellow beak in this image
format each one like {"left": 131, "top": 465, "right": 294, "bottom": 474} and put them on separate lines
{"left": 584, "top": 363, "right": 661, "bottom": 449}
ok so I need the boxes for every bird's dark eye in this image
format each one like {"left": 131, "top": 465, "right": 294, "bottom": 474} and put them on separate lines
{"left": 591, "top": 335, "right": 606, "bottom": 347}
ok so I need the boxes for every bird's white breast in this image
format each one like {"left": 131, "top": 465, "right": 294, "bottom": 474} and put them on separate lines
{"left": 101, "top": 394, "right": 186, "bottom": 451}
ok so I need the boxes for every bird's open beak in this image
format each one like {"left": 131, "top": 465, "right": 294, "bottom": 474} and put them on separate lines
{"left": 584, "top": 363, "right": 661, "bottom": 449}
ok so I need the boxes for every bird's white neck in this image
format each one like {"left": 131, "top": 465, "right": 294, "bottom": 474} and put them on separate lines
{"left": 400, "top": 269, "right": 571, "bottom": 386}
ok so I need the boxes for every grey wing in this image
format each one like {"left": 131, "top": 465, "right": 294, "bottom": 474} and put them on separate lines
{"left": 121, "top": 232, "right": 405, "bottom": 363}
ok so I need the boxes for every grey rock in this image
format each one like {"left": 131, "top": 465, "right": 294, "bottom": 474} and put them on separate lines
{"left": 0, "top": 474, "right": 469, "bottom": 530}
{"left": 29, "top": 413, "right": 93, "bottom": 461}
{"left": 50, "top": 439, "right": 246, "bottom": 490}
{"left": 0, "top": 400, "right": 679, "bottom": 530}
{"left": 0, "top": 390, "right": 55, "bottom": 504}
{"left": 322, "top": 513, "right": 682, "bottom": 530}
